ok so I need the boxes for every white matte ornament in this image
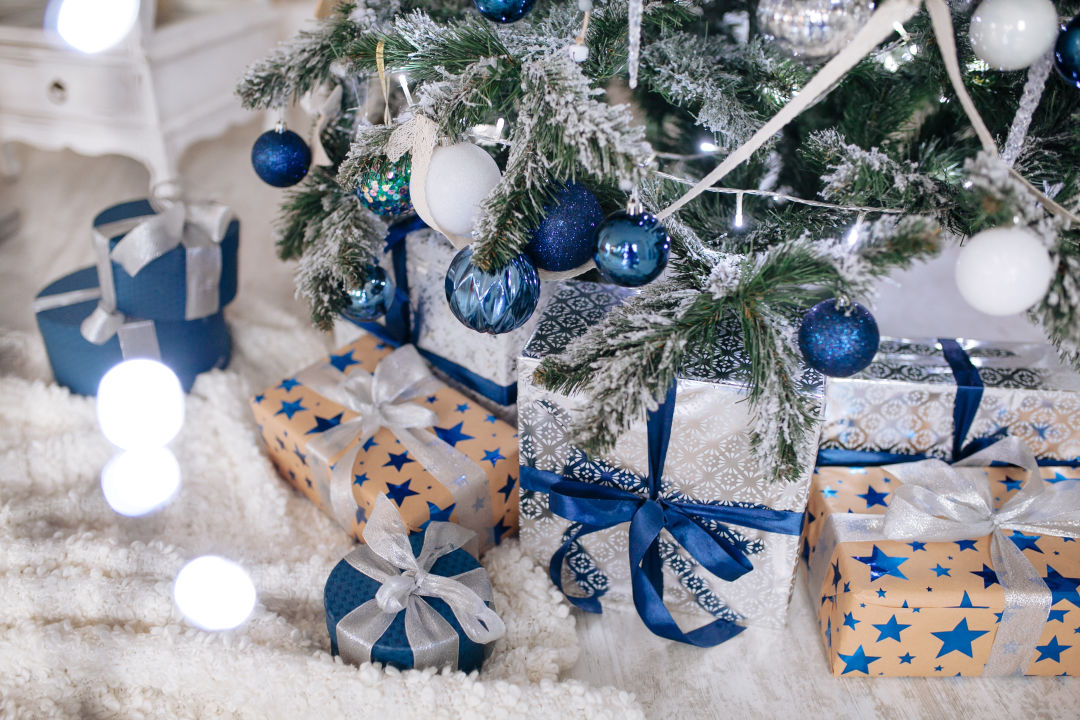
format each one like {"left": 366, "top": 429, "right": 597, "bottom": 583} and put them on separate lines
{"left": 955, "top": 227, "right": 1054, "bottom": 316}
{"left": 568, "top": 43, "right": 589, "bottom": 62}
{"left": 420, "top": 143, "right": 502, "bottom": 238}
{"left": 969, "top": 0, "right": 1059, "bottom": 71}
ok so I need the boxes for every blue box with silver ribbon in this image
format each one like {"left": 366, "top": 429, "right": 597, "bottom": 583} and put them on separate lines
{"left": 324, "top": 496, "right": 504, "bottom": 672}
{"left": 336, "top": 216, "right": 548, "bottom": 410}
{"left": 34, "top": 266, "right": 231, "bottom": 395}
{"left": 92, "top": 198, "right": 239, "bottom": 322}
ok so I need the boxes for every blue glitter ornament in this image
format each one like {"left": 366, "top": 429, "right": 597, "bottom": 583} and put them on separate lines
{"left": 356, "top": 157, "right": 412, "bottom": 216}
{"left": 473, "top": 0, "right": 536, "bottom": 23}
{"left": 1055, "top": 15, "right": 1080, "bottom": 89}
{"left": 525, "top": 183, "right": 604, "bottom": 272}
{"left": 797, "top": 299, "right": 879, "bottom": 377}
{"left": 593, "top": 211, "right": 670, "bottom": 287}
{"left": 445, "top": 247, "right": 540, "bottom": 334}
{"left": 343, "top": 265, "right": 395, "bottom": 322}
{"left": 251, "top": 126, "right": 311, "bottom": 188}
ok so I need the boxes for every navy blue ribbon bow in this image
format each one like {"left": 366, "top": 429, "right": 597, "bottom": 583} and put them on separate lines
{"left": 344, "top": 215, "right": 517, "bottom": 406}
{"left": 520, "top": 385, "right": 805, "bottom": 647}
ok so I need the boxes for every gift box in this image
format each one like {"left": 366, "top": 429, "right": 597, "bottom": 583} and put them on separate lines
{"left": 336, "top": 216, "right": 549, "bottom": 409}
{"left": 34, "top": 266, "right": 231, "bottom": 396}
{"left": 92, "top": 198, "right": 239, "bottom": 321}
{"left": 324, "top": 496, "right": 504, "bottom": 672}
{"left": 819, "top": 337, "right": 1080, "bottom": 465}
{"left": 251, "top": 334, "right": 520, "bottom": 553}
{"left": 804, "top": 439, "right": 1080, "bottom": 676}
{"left": 517, "top": 281, "right": 824, "bottom": 643}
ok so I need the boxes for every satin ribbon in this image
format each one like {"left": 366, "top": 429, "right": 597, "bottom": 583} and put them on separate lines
{"left": 810, "top": 437, "right": 1080, "bottom": 675}
{"left": 301, "top": 83, "right": 343, "bottom": 167}
{"left": 32, "top": 285, "right": 162, "bottom": 361}
{"left": 346, "top": 215, "right": 518, "bottom": 406}
{"left": 520, "top": 384, "right": 805, "bottom": 646}
{"left": 335, "top": 495, "right": 505, "bottom": 669}
{"left": 298, "top": 344, "right": 496, "bottom": 552}
{"left": 82, "top": 198, "right": 233, "bottom": 344}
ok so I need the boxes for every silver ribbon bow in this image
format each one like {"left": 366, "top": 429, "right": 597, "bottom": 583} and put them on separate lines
{"left": 33, "top": 281, "right": 162, "bottom": 362}
{"left": 811, "top": 437, "right": 1080, "bottom": 675}
{"left": 336, "top": 495, "right": 505, "bottom": 669}
{"left": 82, "top": 198, "right": 233, "bottom": 345}
{"left": 299, "top": 344, "right": 495, "bottom": 552}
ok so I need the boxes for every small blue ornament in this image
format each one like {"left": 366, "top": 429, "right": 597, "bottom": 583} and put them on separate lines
{"left": 797, "top": 299, "right": 879, "bottom": 377}
{"left": 593, "top": 211, "right": 670, "bottom": 287}
{"left": 1055, "top": 16, "right": 1080, "bottom": 89}
{"left": 525, "top": 183, "right": 604, "bottom": 272}
{"left": 473, "top": 0, "right": 536, "bottom": 23}
{"left": 343, "top": 265, "right": 395, "bottom": 321}
{"left": 445, "top": 247, "right": 540, "bottom": 334}
{"left": 251, "top": 126, "right": 311, "bottom": 188}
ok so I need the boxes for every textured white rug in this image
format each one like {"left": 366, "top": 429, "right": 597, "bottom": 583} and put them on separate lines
{"left": 0, "top": 301, "right": 644, "bottom": 719}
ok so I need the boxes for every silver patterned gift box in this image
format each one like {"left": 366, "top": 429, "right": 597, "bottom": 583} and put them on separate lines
{"left": 334, "top": 222, "right": 551, "bottom": 415}
{"left": 518, "top": 281, "right": 825, "bottom": 633}
{"left": 819, "top": 337, "right": 1080, "bottom": 463}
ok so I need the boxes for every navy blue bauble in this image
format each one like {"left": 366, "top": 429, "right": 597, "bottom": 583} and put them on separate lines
{"left": 473, "top": 0, "right": 536, "bottom": 23}
{"left": 445, "top": 247, "right": 541, "bottom": 334}
{"left": 343, "top": 265, "right": 395, "bottom": 321}
{"left": 525, "top": 183, "right": 604, "bottom": 272}
{"left": 593, "top": 211, "right": 670, "bottom": 287}
{"left": 797, "top": 299, "right": 879, "bottom": 377}
{"left": 251, "top": 128, "right": 311, "bottom": 187}
{"left": 1055, "top": 16, "right": 1080, "bottom": 89}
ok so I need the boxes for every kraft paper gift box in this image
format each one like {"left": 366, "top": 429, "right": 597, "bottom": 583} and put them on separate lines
{"left": 819, "top": 337, "right": 1080, "bottom": 464}
{"left": 804, "top": 439, "right": 1080, "bottom": 677}
{"left": 251, "top": 333, "right": 519, "bottom": 553}
{"left": 517, "top": 281, "right": 824, "bottom": 641}
{"left": 335, "top": 216, "right": 550, "bottom": 410}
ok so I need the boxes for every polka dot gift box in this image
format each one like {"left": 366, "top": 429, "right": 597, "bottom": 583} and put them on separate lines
{"left": 250, "top": 334, "right": 519, "bottom": 553}
{"left": 804, "top": 439, "right": 1080, "bottom": 677}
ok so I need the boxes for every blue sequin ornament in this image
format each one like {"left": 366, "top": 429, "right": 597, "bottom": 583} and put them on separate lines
{"left": 343, "top": 265, "right": 395, "bottom": 322}
{"left": 445, "top": 247, "right": 540, "bottom": 334}
{"left": 473, "top": 0, "right": 536, "bottom": 23}
{"left": 1055, "top": 16, "right": 1080, "bottom": 89}
{"left": 251, "top": 126, "right": 311, "bottom": 188}
{"left": 356, "top": 157, "right": 412, "bottom": 216}
{"left": 525, "top": 183, "right": 604, "bottom": 272}
{"left": 797, "top": 299, "right": 879, "bottom": 377}
{"left": 593, "top": 211, "right": 670, "bottom": 287}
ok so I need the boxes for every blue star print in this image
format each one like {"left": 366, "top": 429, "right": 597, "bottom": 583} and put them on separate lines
{"left": 932, "top": 618, "right": 989, "bottom": 658}
{"left": 254, "top": 393, "right": 265, "bottom": 404}
{"left": 1043, "top": 565, "right": 1080, "bottom": 609}
{"left": 482, "top": 448, "right": 506, "bottom": 467}
{"left": 421, "top": 502, "right": 456, "bottom": 529}
{"left": 971, "top": 564, "right": 999, "bottom": 588}
{"left": 876, "top": 588, "right": 886, "bottom": 598}
{"left": 491, "top": 516, "right": 511, "bottom": 545}
{"left": 276, "top": 398, "right": 307, "bottom": 419}
{"left": 455, "top": 403, "right": 469, "bottom": 413}
{"left": 362, "top": 437, "right": 378, "bottom": 452}
{"left": 293, "top": 445, "right": 306, "bottom": 465}
{"left": 328, "top": 350, "right": 359, "bottom": 372}
{"left": 1000, "top": 475, "right": 1023, "bottom": 493}
{"left": 830, "top": 560, "right": 842, "bottom": 588}
{"left": 955, "top": 539, "right": 978, "bottom": 552}
{"left": 908, "top": 541, "right": 926, "bottom": 552}
{"left": 426, "top": 395, "right": 438, "bottom": 404}
{"left": 951, "top": 591, "right": 987, "bottom": 609}
{"left": 838, "top": 645, "right": 880, "bottom": 675}
{"left": 1048, "top": 609, "right": 1068, "bottom": 623}
{"left": 277, "top": 378, "right": 300, "bottom": 392}
{"left": 821, "top": 486, "right": 838, "bottom": 498}
{"left": 434, "top": 422, "right": 475, "bottom": 447}
{"left": 1035, "top": 636, "right": 1071, "bottom": 663}
{"left": 307, "top": 412, "right": 343, "bottom": 434}
{"left": 872, "top": 615, "right": 911, "bottom": 642}
{"left": 484, "top": 414, "right": 497, "bottom": 424}
{"left": 498, "top": 475, "right": 516, "bottom": 501}
{"left": 898, "top": 652, "right": 914, "bottom": 665}
{"left": 1048, "top": 472, "right": 1078, "bottom": 484}
{"left": 383, "top": 451, "right": 414, "bottom": 472}
{"left": 842, "top": 612, "right": 859, "bottom": 630}
{"left": 384, "top": 479, "right": 419, "bottom": 506}
{"left": 353, "top": 473, "right": 369, "bottom": 487}
{"left": 1010, "top": 531, "right": 1043, "bottom": 553}
{"left": 931, "top": 564, "right": 951, "bottom": 577}
{"left": 853, "top": 545, "right": 909, "bottom": 581}
{"left": 856, "top": 485, "right": 889, "bottom": 508}
{"left": 355, "top": 505, "right": 367, "bottom": 525}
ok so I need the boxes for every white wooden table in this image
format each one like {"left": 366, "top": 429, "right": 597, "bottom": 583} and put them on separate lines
{"left": 2, "top": 123, "right": 1076, "bottom": 719}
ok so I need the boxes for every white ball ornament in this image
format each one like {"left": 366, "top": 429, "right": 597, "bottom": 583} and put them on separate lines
{"left": 969, "top": 0, "right": 1059, "bottom": 71}
{"left": 421, "top": 143, "right": 502, "bottom": 237}
{"left": 955, "top": 227, "right": 1054, "bottom": 316}
{"left": 96, "top": 359, "right": 185, "bottom": 450}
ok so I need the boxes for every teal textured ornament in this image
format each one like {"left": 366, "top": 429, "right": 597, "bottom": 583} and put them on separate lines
{"left": 357, "top": 157, "right": 412, "bottom": 217}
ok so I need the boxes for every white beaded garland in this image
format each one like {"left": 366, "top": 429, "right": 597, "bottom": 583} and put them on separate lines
{"left": 954, "top": 226, "right": 1054, "bottom": 316}
{"left": 420, "top": 142, "right": 502, "bottom": 237}
{"left": 968, "top": 0, "right": 1059, "bottom": 71}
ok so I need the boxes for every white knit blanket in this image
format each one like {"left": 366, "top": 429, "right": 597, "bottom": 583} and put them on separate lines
{"left": 0, "top": 302, "right": 644, "bottom": 719}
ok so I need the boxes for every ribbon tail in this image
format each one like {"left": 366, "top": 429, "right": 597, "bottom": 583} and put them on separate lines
{"left": 982, "top": 529, "right": 1052, "bottom": 676}
{"left": 335, "top": 598, "right": 397, "bottom": 665}
{"left": 417, "top": 573, "right": 505, "bottom": 645}
{"left": 404, "top": 597, "right": 461, "bottom": 670}
{"left": 549, "top": 524, "right": 607, "bottom": 613}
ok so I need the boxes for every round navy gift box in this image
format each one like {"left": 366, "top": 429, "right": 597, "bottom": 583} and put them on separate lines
{"left": 324, "top": 533, "right": 493, "bottom": 673}
{"left": 96, "top": 199, "right": 240, "bottom": 321}
{"left": 35, "top": 267, "right": 232, "bottom": 396}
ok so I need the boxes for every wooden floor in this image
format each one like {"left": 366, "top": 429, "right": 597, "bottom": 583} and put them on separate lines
{"left": 2, "top": 124, "right": 1075, "bottom": 719}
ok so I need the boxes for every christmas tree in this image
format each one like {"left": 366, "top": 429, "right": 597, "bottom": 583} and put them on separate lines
{"left": 237, "top": 0, "right": 1080, "bottom": 482}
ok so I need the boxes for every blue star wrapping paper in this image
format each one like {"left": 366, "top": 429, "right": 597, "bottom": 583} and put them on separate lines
{"left": 805, "top": 460, "right": 1080, "bottom": 676}
{"left": 819, "top": 337, "right": 1080, "bottom": 463}
{"left": 251, "top": 334, "right": 519, "bottom": 553}
{"left": 517, "top": 281, "right": 824, "bottom": 637}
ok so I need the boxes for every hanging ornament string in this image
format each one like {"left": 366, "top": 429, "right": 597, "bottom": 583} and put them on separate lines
{"left": 656, "top": 0, "right": 1079, "bottom": 226}
{"left": 376, "top": 39, "right": 392, "bottom": 126}
{"left": 627, "top": 0, "right": 643, "bottom": 89}
{"left": 1002, "top": 51, "right": 1053, "bottom": 168}
{"left": 576, "top": 8, "right": 591, "bottom": 45}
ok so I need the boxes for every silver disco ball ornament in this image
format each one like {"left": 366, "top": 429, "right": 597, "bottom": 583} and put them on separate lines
{"left": 757, "top": 0, "right": 875, "bottom": 62}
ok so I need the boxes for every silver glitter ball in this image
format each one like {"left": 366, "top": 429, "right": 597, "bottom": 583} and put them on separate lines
{"left": 756, "top": 0, "right": 875, "bottom": 62}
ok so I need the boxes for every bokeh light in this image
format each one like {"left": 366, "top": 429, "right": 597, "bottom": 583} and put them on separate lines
{"left": 97, "top": 359, "right": 184, "bottom": 450}
{"left": 48, "top": 0, "right": 140, "bottom": 54}
{"left": 100, "top": 447, "right": 181, "bottom": 517}
{"left": 174, "top": 556, "right": 257, "bottom": 631}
